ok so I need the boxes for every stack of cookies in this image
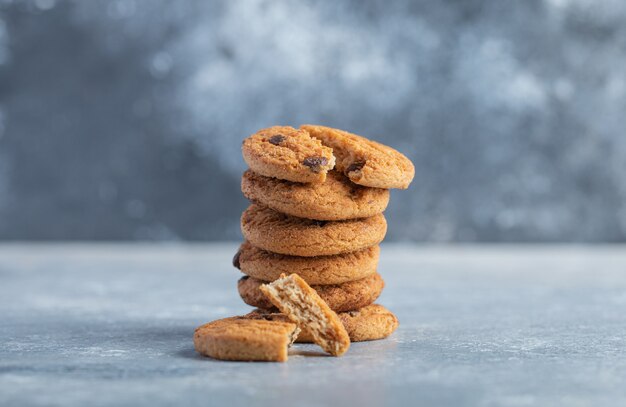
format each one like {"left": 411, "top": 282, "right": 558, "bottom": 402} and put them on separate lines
{"left": 233, "top": 125, "right": 414, "bottom": 344}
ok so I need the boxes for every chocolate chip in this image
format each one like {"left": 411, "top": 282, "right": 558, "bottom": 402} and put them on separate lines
{"left": 232, "top": 250, "right": 242, "bottom": 269}
{"left": 268, "top": 134, "right": 285, "bottom": 145}
{"left": 346, "top": 161, "right": 366, "bottom": 173}
{"left": 302, "top": 156, "right": 328, "bottom": 173}
{"left": 239, "top": 275, "right": 249, "bottom": 281}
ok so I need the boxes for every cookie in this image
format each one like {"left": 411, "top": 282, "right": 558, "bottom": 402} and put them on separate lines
{"left": 238, "top": 272, "right": 385, "bottom": 312}
{"left": 193, "top": 316, "right": 299, "bottom": 362}
{"left": 234, "top": 241, "right": 379, "bottom": 285}
{"left": 241, "top": 169, "right": 389, "bottom": 221}
{"left": 247, "top": 304, "right": 399, "bottom": 343}
{"left": 241, "top": 204, "right": 387, "bottom": 257}
{"left": 242, "top": 126, "right": 335, "bottom": 183}
{"left": 297, "top": 304, "right": 398, "bottom": 342}
{"left": 259, "top": 274, "right": 351, "bottom": 356}
{"left": 301, "top": 125, "right": 415, "bottom": 189}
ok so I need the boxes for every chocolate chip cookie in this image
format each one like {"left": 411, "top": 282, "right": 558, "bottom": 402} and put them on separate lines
{"left": 259, "top": 273, "right": 351, "bottom": 356}
{"left": 241, "top": 169, "right": 389, "bottom": 221}
{"left": 247, "top": 304, "right": 398, "bottom": 343}
{"left": 193, "top": 316, "right": 299, "bottom": 362}
{"left": 297, "top": 304, "right": 398, "bottom": 342}
{"left": 242, "top": 126, "right": 335, "bottom": 183}
{"left": 238, "top": 272, "right": 384, "bottom": 312}
{"left": 234, "top": 241, "right": 379, "bottom": 285}
{"left": 241, "top": 204, "right": 387, "bottom": 257}
{"left": 301, "top": 125, "right": 415, "bottom": 189}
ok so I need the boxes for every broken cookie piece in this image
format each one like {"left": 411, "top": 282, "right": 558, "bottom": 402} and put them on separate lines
{"left": 193, "top": 316, "right": 299, "bottom": 362}
{"left": 301, "top": 124, "right": 415, "bottom": 189}
{"left": 259, "top": 273, "right": 351, "bottom": 356}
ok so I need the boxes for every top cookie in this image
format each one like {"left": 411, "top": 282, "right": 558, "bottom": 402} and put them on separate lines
{"left": 301, "top": 125, "right": 415, "bottom": 189}
{"left": 242, "top": 126, "right": 336, "bottom": 183}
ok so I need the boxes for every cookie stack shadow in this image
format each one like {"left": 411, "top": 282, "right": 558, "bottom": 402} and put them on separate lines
{"left": 232, "top": 125, "right": 415, "bottom": 343}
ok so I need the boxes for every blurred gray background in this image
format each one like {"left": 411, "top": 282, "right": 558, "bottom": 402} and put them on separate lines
{"left": 0, "top": 0, "right": 625, "bottom": 242}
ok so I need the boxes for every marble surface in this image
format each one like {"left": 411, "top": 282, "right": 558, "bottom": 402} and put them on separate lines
{"left": 1, "top": 243, "right": 625, "bottom": 406}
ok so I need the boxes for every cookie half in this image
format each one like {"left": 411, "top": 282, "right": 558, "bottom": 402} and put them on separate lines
{"left": 238, "top": 273, "right": 385, "bottom": 313}
{"left": 242, "top": 126, "right": 335, "bottom": 183}
{"left": 234, "top": 241, "right": 379, "bottom": 285}
{"left": 301, "top": 125, "right": 415, "bottom": 189}
{"left": 241, "top": 169, "right": 389, "bottom": 221}
{"left": 259, "top": 274, "right": 351, "bottom": 356}
{"left": 193, "top": 316, "right": 299, "bottom": 362}
{"left": 241, "top": 204, "right": 387, "bottom": 257}
{"left": 247, "top": 304, "right": 399, "bottom": 343}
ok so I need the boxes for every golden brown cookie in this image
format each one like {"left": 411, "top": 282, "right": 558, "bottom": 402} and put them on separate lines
{"left": 241, "top": 169, "right": 389, "bottom": 221}
{"left": 259, "top": 274, "right": 350, "bottom": 356}
{"left": 242, "top": 126, "right": 335, "bottom": 183}
{"left": 246, "top": 304, "right": 399, "bottom": 343}
{"left": 234, "top": 241, "right": 379, "bottom": 285}
{"left": 301, "top": 125, "right": 415, "bottom": 189}
{"left": 296, "top": 304, "right": 398, "bottom": 342}
{"left": 238, "top": 273, "right": 384, "bottom": 312}
{"left": 193, "top": 316, "right": 299, "bottom": 362}
{"left": 240, "top": 204, "right": 387, "bottom": 257}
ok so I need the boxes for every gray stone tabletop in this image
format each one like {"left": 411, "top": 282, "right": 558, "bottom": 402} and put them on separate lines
{"left": 1, "top": 244, "right": 625, "bottom": 407}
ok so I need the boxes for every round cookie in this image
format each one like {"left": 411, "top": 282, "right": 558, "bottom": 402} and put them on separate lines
{"left": 241, "top": 204, "right": 387, "bottom": 257}
{"left": 242, "top": 126, "right": 335, "bottom": 183}
{"left": 246, "top": 304, "right": 399, "bottom": 343}
{"left": 241, "top": 169, "right": 390, "bottom": 221}
{"left": 193, "top": 316, "right": 299, "bottom": 362}
{"left": 234, "top": 241, "right": 379, "bottom": 285}
{"left": 301, "top": 125, "right": 415, "bottom": 189}
{"left": 237, "top": 273, "right": 385, "bottom": 312}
